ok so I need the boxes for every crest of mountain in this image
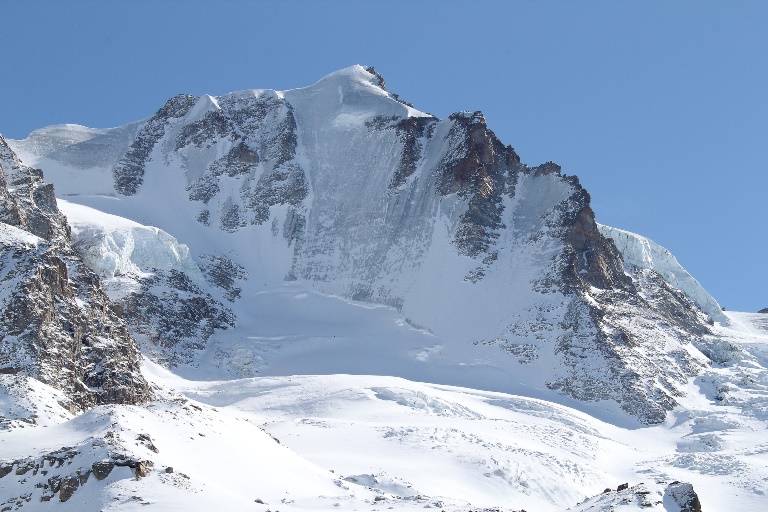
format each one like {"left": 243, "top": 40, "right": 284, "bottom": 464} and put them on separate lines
{"left": 0, "top": 136, "right": 151, "bottom": 409}
{"left": 8, "top": 66, "right": 731, "bottom": 424}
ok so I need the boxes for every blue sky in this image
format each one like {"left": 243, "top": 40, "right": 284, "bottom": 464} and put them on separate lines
{"left": 3, "top": 0, "right": 766, "bottom": 311}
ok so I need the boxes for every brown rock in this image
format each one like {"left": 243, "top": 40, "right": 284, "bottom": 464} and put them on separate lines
{"left": 91, "top": 460, "right": 114, "bottom": 480}
{"left": 664, "top": 482, "right": 702, "bottom": 512}
{"left": 59, "top": 475, "right": 79, "bottom": 502}
{"left": 135, "top": 460, "right": 153, "bottom": 479}
{"left": 77, "top": 469, "right": 91, "bottom": 485}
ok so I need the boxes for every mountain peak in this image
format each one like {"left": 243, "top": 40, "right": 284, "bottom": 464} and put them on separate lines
{"left": 314, "top": 64, "right": 383, "bottom": 88}
{"left": 363, "top": 66, "right": 387, "bottom": 90}
{"left": 282, "top": 65, "right": 425, "bottom": 118}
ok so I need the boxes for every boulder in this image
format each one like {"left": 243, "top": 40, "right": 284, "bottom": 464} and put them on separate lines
{"left": 58, "top": 475, "right": 79, "bottom": 502}
{"left": 91, "top": 460, "right": 114, "bottom": 480}
{"left": 664, "top": 481, "right": 702, "bottom": 512}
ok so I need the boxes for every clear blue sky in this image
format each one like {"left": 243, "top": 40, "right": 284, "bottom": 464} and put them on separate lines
{"left": 3, "top": 0, "right": 766, "bottom": 312}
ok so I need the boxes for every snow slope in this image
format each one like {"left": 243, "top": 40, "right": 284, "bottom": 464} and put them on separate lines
{"left": 9, "top": 122, "right": 140, "bottom": 196}
{"left": 5, "top": 338, "right": 767, "bottom": 512}
{"left": 0, "top": 384, "right": 376, "bottom": 511}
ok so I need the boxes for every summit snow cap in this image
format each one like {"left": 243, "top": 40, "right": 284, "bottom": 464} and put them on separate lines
{"left": 282, "top": 65, "right": 431, "bottom": 123}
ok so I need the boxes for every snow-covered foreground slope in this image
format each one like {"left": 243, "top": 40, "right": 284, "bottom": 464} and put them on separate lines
{"left": 3, "top": 329, "right": 767, "bottom": 512}
{"left": 157, "top": 309, "right": 768, "bottom": 512}
{"left": 0, "top": 378, "right": 375, "bottom": 511}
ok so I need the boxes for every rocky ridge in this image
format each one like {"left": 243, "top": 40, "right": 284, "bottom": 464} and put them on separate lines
{"left": 0, "top": 136, "right": 151, "bottom": 409}
{"left": 569, "top": 481, "right": 702, "bottom": 512}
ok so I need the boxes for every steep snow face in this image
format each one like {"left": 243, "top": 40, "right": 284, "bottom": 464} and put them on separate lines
{"left": 7, "top": 124, "right": 106, "bottom": 162}
{"left": 7, "top": 66, "right": 720, "bottom": 424}
{"left": 599, "top": 224, "right": 727, "bottom": 324}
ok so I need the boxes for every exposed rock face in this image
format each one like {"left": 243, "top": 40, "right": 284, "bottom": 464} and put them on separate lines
{"left": 113, "top": 94, "right": 197, "bottom": 195}
{"left": 664, "top": 481, "right": 702, "bottom": 512}
{"left": 58, "top": 475, "right": 79, "bottom": 502}
{"left": 180, "top": 91, "right": 309, "bottom": 231}
{"left": 0, "top": 138, "right": 69, "bottom": 244}
{"left": 119, "top": 269, "right": 235, "bottom": 367}
{"left": 0, "top": 445, "right": 152, "bottom": 505}
{"left": 759, "top": 307, "right": 768, "bottom": 314}
{"left": 389, "top": 115, "right": 435, "bottom": 190}
{"left": 438, "top": 111, "right": 515, "bottom": 258}
{"left": 199, "top": 254, "right": 246, "bottom": 302}
{"left": 0, "top": 136, "right": 151, "bottom": 409}
{"left": 364, "top": 66, "right": 415, "bottom": 107}
{"left": 91, "top": 460, "right": 115, "bottom": 480}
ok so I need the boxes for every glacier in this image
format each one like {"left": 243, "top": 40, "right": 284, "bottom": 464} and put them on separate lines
{"left": 598, "top": 223, "right": 727, "bottom": 324}
{"left": 59, "top": 200, "right": 206, "bottom": 300}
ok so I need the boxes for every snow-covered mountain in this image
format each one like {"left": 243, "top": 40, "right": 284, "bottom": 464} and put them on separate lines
{"left": 1, "top": 66, "right": 765, "bottom": 510}
{"left": 8, "top": 65, "right": 725, "bottom": 425}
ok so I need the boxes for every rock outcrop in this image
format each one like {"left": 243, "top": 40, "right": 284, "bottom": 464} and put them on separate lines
{"left": 0, "top": 136, "right": 151, "bottom": 409}
{"left": 0, "top": 444, "right": 153, "bottom": 505}
{"left": 571, "top": 481, "right": 703, "bottom": 512}
{"left": 663, "top": 481, "right": 702, "bottom": 512}
{"left": 119, "top": 268, "right": 236, "bottom": 367}
{"left": 113, "top": 94, "right": 197, "bottom": 195}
